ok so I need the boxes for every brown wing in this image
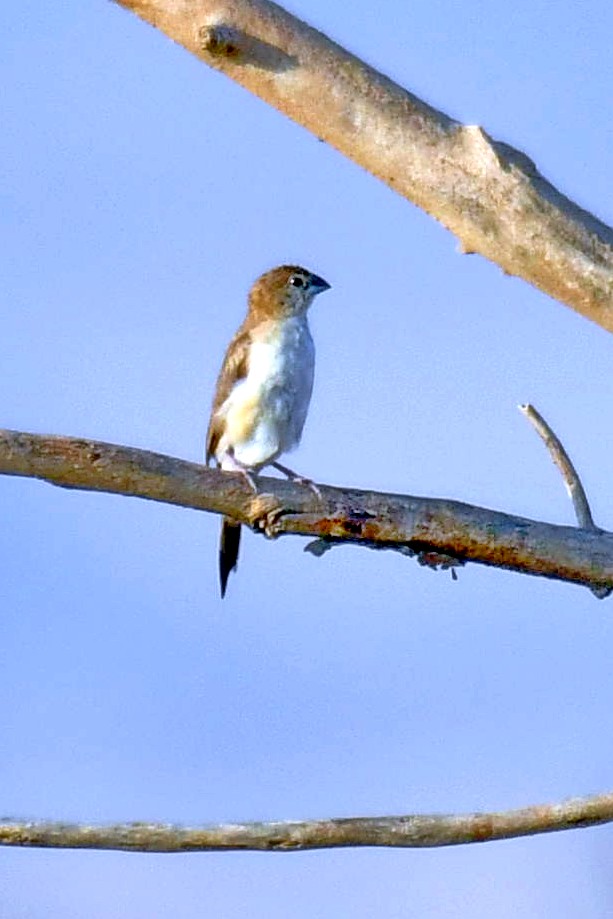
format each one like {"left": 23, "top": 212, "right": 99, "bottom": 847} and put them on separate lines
{"left": 206, "top": 327, "right": 251, "bottom": 465}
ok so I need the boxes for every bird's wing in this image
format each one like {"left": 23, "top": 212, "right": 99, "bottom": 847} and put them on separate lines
{"left": 206, "top": 328, "right": 251, "bottom": 464}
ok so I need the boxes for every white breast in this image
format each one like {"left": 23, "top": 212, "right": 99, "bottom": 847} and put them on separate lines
{"left": 220, "top": 316, "right": 315, "bottom": 469}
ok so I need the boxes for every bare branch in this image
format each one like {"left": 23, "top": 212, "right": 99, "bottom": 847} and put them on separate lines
{"left": 111, "top": 0, "right": 613, "bottom": 329}
{"left": 2, "top": 789, "right": 613, "bottom": 851}
{"left": 520, "top": 404, "right": 596, "bottom": 530}
{"left": 2, "top": 429, "right": 613, "bottom": 594}
{"left": 520, "top": 404, "right": 611, "bottom": 599}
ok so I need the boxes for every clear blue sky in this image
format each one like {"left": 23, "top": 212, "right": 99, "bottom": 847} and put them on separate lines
{"left": 2, "top": 1, "right": 613, "bottom": 916}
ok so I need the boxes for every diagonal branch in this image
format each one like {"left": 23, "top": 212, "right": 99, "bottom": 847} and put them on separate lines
{"left": 111, "top": 0, "right": 613, "bottom": 329}
{"left": 2, "top": 789, "right": 613, "bottom": 851}
{"left": 1, "top": 428, "right": 613, "bottom": 594}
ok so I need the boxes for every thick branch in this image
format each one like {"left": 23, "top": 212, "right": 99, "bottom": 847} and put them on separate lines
{"left": 2, "top": 789, "right": 613, "bottom": 851}
{"left": 1, "top": 429, "right": 613, "bottom": 593}
{"left": 112, "top": 0, "right": 613, "bottom": 329}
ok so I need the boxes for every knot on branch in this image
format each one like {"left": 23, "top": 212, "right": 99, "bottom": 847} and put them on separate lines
{"left": 199, "top": 24, "right": 297, "bottom": 73}
{"left": 200, "top": 24, "right": 242, "bottom": 58}
{"left": 248, "top": 493, "right": 287, "bottom": 539}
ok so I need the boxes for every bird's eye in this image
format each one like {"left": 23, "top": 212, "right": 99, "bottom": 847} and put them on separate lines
{"left": 289, "top": 275, "right": 306, "bottom": 288}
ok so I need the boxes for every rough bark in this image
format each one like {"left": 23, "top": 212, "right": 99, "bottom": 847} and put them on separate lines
{"left": 2, "top": 788, "right": 613, "bottom": 851}
{"left": 2, "top": 429, "right": 612, "bottom": 594}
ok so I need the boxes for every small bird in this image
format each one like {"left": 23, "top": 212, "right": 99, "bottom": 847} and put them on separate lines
{"left": 206, "top": 265, "right": 331, "bottom": 597}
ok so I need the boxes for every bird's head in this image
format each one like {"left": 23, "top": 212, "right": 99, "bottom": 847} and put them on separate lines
{"left": 249, "top": 265, "right": 331, "bottom": 319}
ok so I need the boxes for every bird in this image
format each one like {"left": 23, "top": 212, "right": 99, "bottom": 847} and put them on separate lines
{"left": 206, "top": 264, "right": 331, "bottom": 597}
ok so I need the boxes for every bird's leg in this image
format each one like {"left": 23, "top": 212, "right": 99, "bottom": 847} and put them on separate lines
{"left": 271, "top": 461, "right": 322, "bottom": 500}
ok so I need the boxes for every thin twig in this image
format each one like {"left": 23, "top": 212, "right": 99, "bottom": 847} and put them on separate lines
{"left": 2, "top": 789, "right": 613, "bottom": 851}
{"left": 520, "top": 404, "right": 596, "bottom": 529}
{"left": 519, "top": 404, "right": 611, "bottom": 598}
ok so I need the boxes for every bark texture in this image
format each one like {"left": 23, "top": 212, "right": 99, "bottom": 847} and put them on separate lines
{"left": 112, "top": 0, "right": 613, "bottom": 329}
{"left": 2, "top": 788, "right": 613, "bottom": 851}
{"left": 2, "top": 429, "right": 612, "bottom": 594}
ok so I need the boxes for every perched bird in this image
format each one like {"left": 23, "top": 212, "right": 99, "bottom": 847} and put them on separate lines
{"left": 206, "top": 265, "right": 331, "bottom": 597}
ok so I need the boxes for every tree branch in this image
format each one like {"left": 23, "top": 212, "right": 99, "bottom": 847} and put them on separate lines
{"left": 2, "top": 789, "right": 613, "bottom": 851}
{"left": 519, "top": 403, "right": 612, "bottom": 600}
{"left": 2, "top": 428, "right": 613, "bottom": 594}
{"left": 111, "top": 0, "right": 613, "bottom": 329}
{"left": 520, "top": 403, "right": 597, "bottom": 531}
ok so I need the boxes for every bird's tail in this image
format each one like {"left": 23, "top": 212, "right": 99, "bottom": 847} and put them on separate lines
{"left": 219, "top": 517, "right": 241, "bottom": 598}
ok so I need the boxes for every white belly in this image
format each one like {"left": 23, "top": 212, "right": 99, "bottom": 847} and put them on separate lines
{"left": 220, "top": 317, "right": 315, "bottom": 469}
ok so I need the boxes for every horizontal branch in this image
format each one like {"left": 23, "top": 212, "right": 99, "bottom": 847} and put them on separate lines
{"left": 2, "top": 789, "right": 613, "bottom": 851}
{"left": 1, "top": 429, "right": 613, "bottom": 594}
{"left": 112, "top": 0, "right": 613, "bottom": 329}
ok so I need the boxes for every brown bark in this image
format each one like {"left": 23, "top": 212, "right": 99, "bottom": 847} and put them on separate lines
{"left": 2, "top": 428, "right": 612, "bottom": 594}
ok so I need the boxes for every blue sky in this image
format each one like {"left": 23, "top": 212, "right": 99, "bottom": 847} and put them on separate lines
{"left": 2, "top": 1, "right": 613, "bottom": 916}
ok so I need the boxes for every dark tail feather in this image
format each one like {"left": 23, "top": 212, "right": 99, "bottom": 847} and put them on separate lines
{"left": 219, "top": 518, "right": 241, "bottom": 598}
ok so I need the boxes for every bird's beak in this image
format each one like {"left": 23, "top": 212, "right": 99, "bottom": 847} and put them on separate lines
{"left": 311, "top": 275, "right": 331, "bottom": 294}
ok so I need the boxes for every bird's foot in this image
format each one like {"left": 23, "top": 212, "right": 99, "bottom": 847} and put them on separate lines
{"left": 271, "top": 462, "right": 322, "bottom": 500}
{"left": 220, "top": 454, "right": 259, "bottom": 493}
{"left": 239, "top": 469, "right": 258, "bottom": 494}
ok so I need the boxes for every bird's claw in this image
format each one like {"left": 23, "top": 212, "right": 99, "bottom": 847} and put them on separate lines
{"left": 240, "top": 469, "right": 258, "bottom": 494}
{"left": 271, "top": 462, "right": 322, "bottom": 500}
{"left": 293, "top": 476, "right": 322, "bottom": 500}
